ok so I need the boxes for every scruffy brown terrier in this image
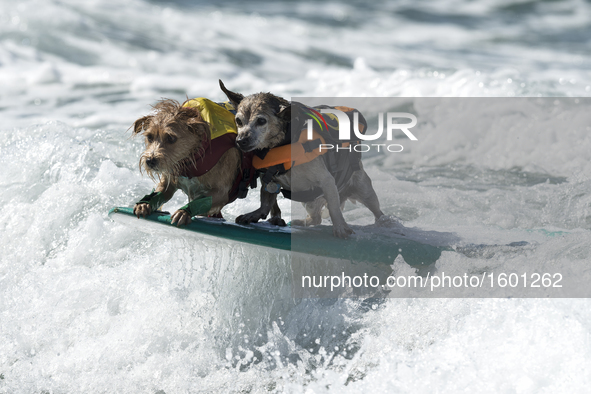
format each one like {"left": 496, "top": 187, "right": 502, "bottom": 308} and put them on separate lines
{"left": 132, "top": 99, "right": 249, "bottom": 226}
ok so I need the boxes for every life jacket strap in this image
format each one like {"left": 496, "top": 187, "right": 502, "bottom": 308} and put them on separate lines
{"left": 137, "top": 189, "right": 169, "bottom": 211}
{"left": 179, "top": 196, "right": 213, "bottom": 217}
{"left": 260, "top": 164, "right": 286, "bottom": 187}
{"left": 227, "top": 151, "right": 257, "bottom": 203}
{"left": 280, "top": 187, "right": 324, "bottom": 202}
{"left": 302, "top": 138, "right": 322, "bottom": 153}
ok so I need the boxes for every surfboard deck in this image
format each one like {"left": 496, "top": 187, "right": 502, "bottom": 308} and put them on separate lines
{"left": 108, "top": 207, "right": 450, "bottom": 266}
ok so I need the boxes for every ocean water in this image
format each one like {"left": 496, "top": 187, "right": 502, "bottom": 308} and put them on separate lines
{"left": 1, "top": 0, "right": 591, "bottom": 392}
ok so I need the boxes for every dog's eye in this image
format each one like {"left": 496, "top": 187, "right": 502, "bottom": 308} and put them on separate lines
{"left": 235, "top": 118, "right": 243, "bottom": 127}
{"left": 146, "top": 135, "right": 154, "bottom": 143}
{"left": 166, "top": 134, "right": 177, "bottom": 144}
{"left": 257, "top": 118, "right": 267, "bottom": 126}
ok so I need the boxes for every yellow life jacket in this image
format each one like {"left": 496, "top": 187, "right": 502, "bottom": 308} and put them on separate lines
{"left": 183, "top": 98, "right": 237, "bottom": 140}
{"left": 179, "top": 97, "right": 257, "bottom": 202}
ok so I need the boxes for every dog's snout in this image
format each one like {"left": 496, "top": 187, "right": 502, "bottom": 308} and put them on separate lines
{"left": 235, "top": 131, "right": 259, "bottom": 152}
{"left": 146, "top": 157, "right": 158, "bottom": 168}
{"left": 236, "top": 135, "right": 251, "bottom": 150}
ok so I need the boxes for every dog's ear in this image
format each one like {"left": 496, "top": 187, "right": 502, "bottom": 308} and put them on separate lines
{"left": 219, "top": 79, "right": 244, "bottom": 109}
{"left": 132, "top": 115, "right": 152, "bottom": 135}
{"left": 178, "top": 105, "right": 210, "bottom": 141}
{"left": 186, "top": 117, "right": 210, "bottom": 140}
{"left": 277, "top": 104, "right": 291, "bottom": 122}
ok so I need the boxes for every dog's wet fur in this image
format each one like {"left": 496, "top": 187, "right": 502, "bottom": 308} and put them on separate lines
{"left": 132, "top": 99, "right": 241, "bottom": 226}
{"left": 220, "top": 80, "right": 393, "bottom": 238}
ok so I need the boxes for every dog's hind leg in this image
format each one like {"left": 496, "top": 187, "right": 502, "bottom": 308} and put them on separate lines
{"left": 317, "top": 174, "right": 353, "bottom": 238}
{"left": 349, "top": 168, "right": 386, "bottom": 221}
{"left": 349, "top": 168, "right": 402, "bottom": 227}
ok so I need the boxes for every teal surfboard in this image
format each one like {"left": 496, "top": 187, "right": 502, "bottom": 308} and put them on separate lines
{"left": 108, "top": 207, "right": 452, "bottom": 266}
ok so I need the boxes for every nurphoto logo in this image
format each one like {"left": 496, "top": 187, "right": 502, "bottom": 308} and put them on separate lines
{"left": 305, "top": 108, "right": 418, "bottom": 153}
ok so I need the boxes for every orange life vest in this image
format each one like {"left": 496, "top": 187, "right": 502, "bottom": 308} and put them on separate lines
{"left": 252, "top": 103, "right": 367, "bottom": 202}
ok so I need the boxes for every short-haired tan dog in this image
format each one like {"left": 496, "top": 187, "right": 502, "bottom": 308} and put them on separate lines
{"left": 220, "top": 80, "right": 393, "bottom": 238}
{"left": 132, "top": 98, "right": 257, "bottom": 225}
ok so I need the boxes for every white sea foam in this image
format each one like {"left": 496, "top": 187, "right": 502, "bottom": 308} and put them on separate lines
{"left": 1, "top": 0, "right": 591, "bottom": 392}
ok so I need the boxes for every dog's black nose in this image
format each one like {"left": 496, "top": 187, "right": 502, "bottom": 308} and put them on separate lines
{"left": 146, "top": 157, "right": 158, "bottom": 168}
{"left": 236, "top": 137, "right": 249, "bottom": 150}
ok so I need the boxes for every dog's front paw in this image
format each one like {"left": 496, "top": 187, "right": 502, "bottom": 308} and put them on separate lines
{"left": 236, "top": 210, "right": 267, "bottom": 224}
{"left": 333, "top": 223, "right": 354, "bottom": 239}
{"left": 171, "top": 209, "right": 192, "bottom": 226}
{"left": 134, "top": 203, "right": 152, "bottom": 218}
{"left": 267, "top": 216, "right": 287, "bottom": 227}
